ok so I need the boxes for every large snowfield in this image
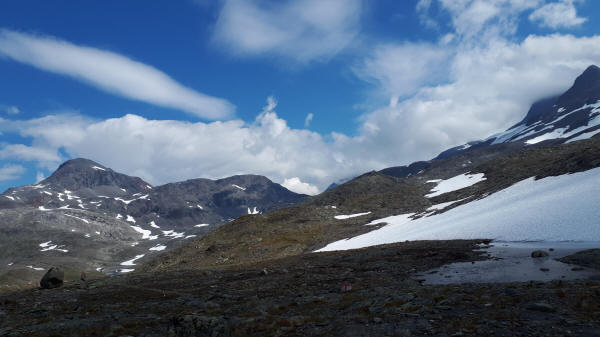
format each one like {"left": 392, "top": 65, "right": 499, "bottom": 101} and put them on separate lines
{"left": 317, "top": 167, "right": 600, "bottom": 252}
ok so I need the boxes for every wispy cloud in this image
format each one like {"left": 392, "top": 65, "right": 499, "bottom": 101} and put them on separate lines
{"left": 0, "top": 29, "right": 235, "bottom": 120}
{"left": 0, "top": 105, "right": 20, "bottom": 115}
{"left": 529, "top": 0, "right": 587, "bottom": 29}
{"left": 304, "top": 113, "right": 314, "bottom": 127}
{"left": 0, "top": 164, "right": 26, "bottom": 182}
{"left": 213, "top": 0, "right": 362, "bottom": 63}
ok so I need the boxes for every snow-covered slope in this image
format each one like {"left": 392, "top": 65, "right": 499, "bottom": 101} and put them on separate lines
{"left": 317, "top": 167, "right": 600, "bottom": 252}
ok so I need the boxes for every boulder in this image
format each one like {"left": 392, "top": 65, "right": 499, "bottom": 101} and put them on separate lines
{"left": 40, "top": 267, "right": 64, "bottom": 289}
{"left": 531, "top": 250, "right": 549, "bottom": 258}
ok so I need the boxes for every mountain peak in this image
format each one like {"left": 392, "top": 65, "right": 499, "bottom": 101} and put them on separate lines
{"left": 572, "top": 64, "right": 600, "bottom": 89}
{"left": 55, "top": 158, "right": 106, "bottom": 172}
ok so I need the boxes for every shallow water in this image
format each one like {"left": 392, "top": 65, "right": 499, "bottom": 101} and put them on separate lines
{"left": 416, "top": 241, "right": 600, "bottom": 284}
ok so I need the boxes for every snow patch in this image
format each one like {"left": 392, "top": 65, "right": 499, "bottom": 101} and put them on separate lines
{"left": 318, "top": 167, "right": 600, "bottom": 251}
{"left": 247, "top": 207, "right": 260, "bottom": 215}
{"left": 38, "top": 206, "right": 51, "bottom": 211}
{"left": 195, "top": 224, "right": 210, "bottom": 228}
{"left": 149, "top": 244, "right": 167, "bottom": 251}
{"left": 91, "top": 166, "right": 106, "bottom": 171}
{"left": 334, "top": 212, "right": 371, "bottom": 220}
{"left": 149, "top": 221, "right": 160, "bottom": 229}
{"left": 4, "top": 195, "right": 15, "bottom": 201}
{"left": 162, "top": 230, "right": 185, "bottom": 239}
{"left": 64, "top": 214, "right": 90, "bottom": 223}
{"left": 426, "top": 173, "right": 486, "bottom": 198}
{"left": 130, "top": 225, "right": 154, "bottom": 239}
{"left": 126, "top": 215, "right": 136, "bottom": 223}
{"left": 566, "top": 129, "right": 600, "bottom": 143}
{"left": 232, "top": 184, "right": 246, "bottom": 191}
{"left": 120, "top": 254, "right": 145, "bottom": 266}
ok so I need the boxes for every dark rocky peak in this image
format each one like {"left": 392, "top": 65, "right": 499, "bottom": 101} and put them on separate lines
{"left": 518, "top": 95, "right": 559, "bottom": 126}
{"left": 556, "top": 65, "right": 600, "bottom": 111}
{"left": 42, "top": 158, "right": 151, "bottom": 195}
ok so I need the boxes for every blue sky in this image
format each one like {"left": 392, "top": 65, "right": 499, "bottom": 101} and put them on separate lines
{"left": 1, "top": 0, "right": 600, "bottom": 194}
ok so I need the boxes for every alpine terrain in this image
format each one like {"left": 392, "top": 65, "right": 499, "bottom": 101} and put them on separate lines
{"left": 0, "top": 159, "right": 307, "bottom": 284}
{"left": 2, "top": 66, "right": 600, "bottom": 336}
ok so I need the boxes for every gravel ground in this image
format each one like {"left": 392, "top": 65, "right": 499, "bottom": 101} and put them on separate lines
{"left": 1, "top": 239, "right": 599, "bottom": 336}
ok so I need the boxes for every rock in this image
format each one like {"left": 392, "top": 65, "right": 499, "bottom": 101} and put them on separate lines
{"left": 540, "top": 268, "right": 550, "bottom": 272}
{"left": 571, "top": 267, "right": 584, "bottom": 271}
{"left": 168, "top": 315, "right": 230, "bottom": 337}
{"left": 40, "top": 267, "right": 64, "bottom": 289}
{"left": 527, "top": 302, "right": 556, "bottom": 312}
{"left": 531, "top": 250, "right": 549, "bottom": 258}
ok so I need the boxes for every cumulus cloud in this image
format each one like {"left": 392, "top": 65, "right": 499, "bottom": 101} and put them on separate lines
{"left": 304, "top": 113, "right": 314, "bottom": 127}
{"left": 0, "top": 29, "right": 234, "bottom": 119}
{"left": 0, "top": 99, "right": 354, "bottom": 191}
{"left": 213, "top": 0, "right": 362, "bottom": 63}
{"left": 0, "top": 164, "right": 26, "bottom": 182}
{"left": 281, "top": 177, "right": 319, "bottom": 195}
{"left": 529, "top": 0, "right": 587, "bottom": 29}
{"left": 348, "top": 0, "right": 600, "bottom": 167}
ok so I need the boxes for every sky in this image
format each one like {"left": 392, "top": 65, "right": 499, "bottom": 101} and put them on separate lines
{"left": 1, "top": 0, "right": 600, "bottom": 195}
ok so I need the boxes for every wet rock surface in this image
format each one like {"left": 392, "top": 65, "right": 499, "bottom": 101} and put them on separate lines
{"left": 559, "top": 249, "right": 600, "bottom": 270}
{"left": 1, "top": 240, "right": 600, "bottom": 336}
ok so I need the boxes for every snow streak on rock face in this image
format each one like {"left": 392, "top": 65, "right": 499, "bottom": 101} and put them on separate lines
{"left": 334, "top": 212, "right": 371, "bottom": 220}
{"left": 425, "top": 173, "right": 486, "bottom": 198}
{"left": 318, "top": 167, "right": 600, "bottom": 252}
{"left": 120, "top": 254, "right": 145, "bottom": 266}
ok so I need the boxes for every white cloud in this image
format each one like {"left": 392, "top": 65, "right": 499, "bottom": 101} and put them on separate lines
{"left": 35, "top": 171, "right": 45, "bottom": 183}
{"left": 0, "top": 164, "right": 26, "bottom": 182}
{"left": 304, "top": 113, "right": 314, "bottom": 127}
{"left": 281, "top": 177, "right": 319, "bottom": 195}
{"left": 0, "top": 99, "right": 352, "bottom": 191}
{"left": 350, "top": 32, "right": 600, "bottom": 166}
{"left": 0, "top": 29, "right": 234, "bottom": 119}
{"left": 353, "top": 42, "right": 450, "bottom": 102}
{"left": 529, "top": 0, "right": 587, "bottom": 29}
{"left": 425, "top": 0, "right": 543, "bottom": 40}
{"left": 213, "top": 0, "right": 362, "bottom": 63}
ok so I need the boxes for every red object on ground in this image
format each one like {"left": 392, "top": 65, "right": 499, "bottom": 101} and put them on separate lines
{"left": 341, "top": 283, "right": 352, "bottom": 292}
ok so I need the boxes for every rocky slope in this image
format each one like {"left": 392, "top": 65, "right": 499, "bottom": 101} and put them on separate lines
{"left": 0, "top": 160, "right": 307, "bottom": 284}
{"left": 2, "top": 240, "right": 600, "bottom": 336}
{"left": 144, "top": 66, "right": 600, "bottom": 272}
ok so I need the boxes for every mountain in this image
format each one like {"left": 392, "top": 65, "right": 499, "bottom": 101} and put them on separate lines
{"left": 379, "top": 65, "right": 600, "bottom": 179}
{"left": 0, "top": 159, "right": 307, "bottom": 283}
{"left": 144, "top": 65, "right": 600, "bottom": 272}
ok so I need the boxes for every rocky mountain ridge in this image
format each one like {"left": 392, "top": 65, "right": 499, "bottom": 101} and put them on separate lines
{"left": 0, "top": 160, "right": 307, "bottom": 283}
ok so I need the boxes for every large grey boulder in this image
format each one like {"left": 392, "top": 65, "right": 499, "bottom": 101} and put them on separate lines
{"left": 40, "top": 267, "right": 64, "bottom": 289}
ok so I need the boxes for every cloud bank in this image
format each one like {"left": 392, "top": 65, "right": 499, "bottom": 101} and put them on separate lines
{"left": 0, "top": 29, "right": 234, "bottom": 119}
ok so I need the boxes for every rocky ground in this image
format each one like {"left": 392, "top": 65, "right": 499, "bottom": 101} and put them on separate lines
{"left": 1, "top": 239, "right": 599, "bottom": 336}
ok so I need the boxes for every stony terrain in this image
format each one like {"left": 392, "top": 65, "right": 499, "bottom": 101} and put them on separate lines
{"left": 1, "top": 240, "right": 599, "bottom": 336}
{"left": 144, "top": 136, "right": 600, "bottom": 272}
{"left": 0, "top": 159, "right": 307, "bottom": 285}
